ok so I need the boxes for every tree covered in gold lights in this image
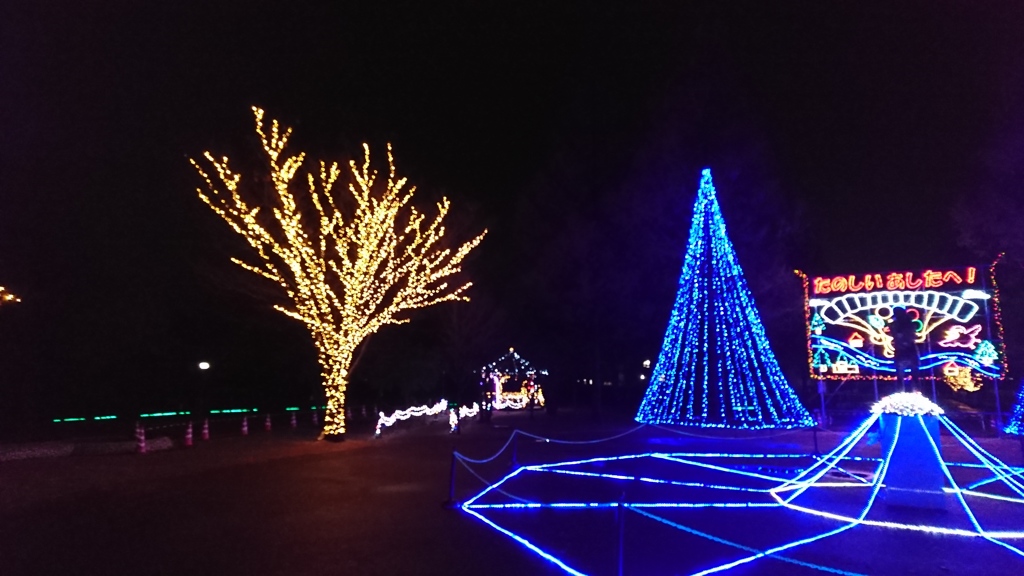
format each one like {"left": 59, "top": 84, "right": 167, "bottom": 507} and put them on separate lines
{"left": 191, "top": 107, "right": 486, "bottom": 438}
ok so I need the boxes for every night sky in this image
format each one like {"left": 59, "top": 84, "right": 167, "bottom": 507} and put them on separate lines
{"left": 2, "top": 2, "right": 1023, "bottom": 427}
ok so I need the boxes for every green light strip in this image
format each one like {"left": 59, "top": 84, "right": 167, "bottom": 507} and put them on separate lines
{"left": 140, "top": 411, "right": 191, "bottom": 418}
{"left": 53, "top": 417, "right": 86, "bottom": 423}
{"left": 93, "top": 415, "right": 117, "bottom": 420}
{"left": 209, "top": 408, "right": 254, "bottom": 414}
{"left": 285, "top": 406, "right": 300, "bottom": 411}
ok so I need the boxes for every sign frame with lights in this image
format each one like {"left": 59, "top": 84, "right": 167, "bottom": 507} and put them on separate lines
{"left": 797, "top": 258, "right": 1007, "bottom": 387}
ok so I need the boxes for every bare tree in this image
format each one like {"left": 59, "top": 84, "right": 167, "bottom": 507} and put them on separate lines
{"left": 191, "top": 108, "right": 486, "bottom": 438}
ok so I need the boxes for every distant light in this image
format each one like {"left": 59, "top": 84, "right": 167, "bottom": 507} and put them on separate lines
{"left": 198, "top": 361, "right": 211, "bottom": 370}
{"left": 642, "top": 360, "right": 651, "bottom": 369}
{"left": 285, "top": 406, "right": 300, "bottom": 411}
{"left": 140, "top": 411, "right": 190, "bottom": 418}
{"left": 640, "top": 374, "right": 646, "bottom": 380}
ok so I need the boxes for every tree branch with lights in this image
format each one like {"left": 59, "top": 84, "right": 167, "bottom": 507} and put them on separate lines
{"left": 191, "top": 107, "right": 486, "bottom": 438}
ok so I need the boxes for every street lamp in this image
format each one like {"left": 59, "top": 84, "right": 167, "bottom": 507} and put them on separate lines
{"left": 198, "top": 361, "right": 210, "bottom": 370}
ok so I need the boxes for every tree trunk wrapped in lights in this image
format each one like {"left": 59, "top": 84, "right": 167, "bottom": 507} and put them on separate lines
{"left": 191, "top": 107, "right": 486, "bottom": 439}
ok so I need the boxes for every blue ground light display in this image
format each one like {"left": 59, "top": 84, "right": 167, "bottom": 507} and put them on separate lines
{"left": 635, "top": 169, "right": 813, "bottom": 429}
{"left": 460, "top": 417, "right": 1024, "bottom": 575}
{"left": 1006, "top": 381, "right": 1024, "bottom": 436}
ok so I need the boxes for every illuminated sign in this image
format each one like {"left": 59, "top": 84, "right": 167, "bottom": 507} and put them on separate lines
{"left": 799, "top": 262, "right": 1006, "bottom": 385}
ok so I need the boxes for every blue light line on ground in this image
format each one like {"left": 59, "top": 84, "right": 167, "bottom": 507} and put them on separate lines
{"left": 461, "top": 417, "right": 1023, "bottom": 575}
{"left": 524, "top": 452, "right": 651, "bottom": 471}
{"left": 692, "top": 416, "right": 900, "bottom": 576}
{"left": 466, "top": 502, "right": 779, "bottom": 510}
{"left": 461, "top": 506, "right": 588, "bottom": 576}
{"left": 652, "top": 454, "right": 789, "bottom": 483}
{"left": 535, "top": 467, "right": 777, "bottom": 493}
{"left": 776, "top": 413, "right": 878, "bottom": 503}
{"left": 629, "top": 506, "right": 865, "bottom": 576}
{"left": 925, "top": 416, "right": 1024, "bottom": 559}
{"left": 941, "top": 416, "right": 1024, "bottom": 498}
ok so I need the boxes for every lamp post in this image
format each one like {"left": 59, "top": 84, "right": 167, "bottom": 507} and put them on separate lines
{"left": 198, "top": 361, "right": 211, "bottom": 416}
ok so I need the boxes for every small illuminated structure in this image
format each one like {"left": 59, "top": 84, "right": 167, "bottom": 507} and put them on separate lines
{"left": 462, "top": 393, "right": 1024, "bottom": 574}
{"left": 479, "top": 348, "right": 547, "bottom": 411}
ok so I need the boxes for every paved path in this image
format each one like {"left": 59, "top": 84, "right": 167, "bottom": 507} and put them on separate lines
{"left": 0, "top": 418, "right": 561, "bottom": 576}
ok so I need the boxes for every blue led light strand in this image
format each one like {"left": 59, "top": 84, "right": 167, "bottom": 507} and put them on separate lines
{"left": 461, "top": 506, "right": 589, "bottom": 576}
{"left": 534, "top": 467, "right": 779, "bottom": 493}
{"left": 636, "top": 169, "right": 813, "bottom": 429}
{"left": 629, "top": 507, "right": 866, "bottom": 576}
{"left": 940, "top": 416, "right": 1024, "bottom": 498}
{"left": 693, "top": 417, "right": 901, "bottom": 576}
{"left": 920, "top": 416, "right": 1024, "bottom": 558}
{"left": 773, "top": 413, "right": 879, "bottom": 503}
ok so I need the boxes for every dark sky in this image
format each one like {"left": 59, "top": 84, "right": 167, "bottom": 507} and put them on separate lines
{"left": 2, "top": 1, "right": 1023, "bottom": 422}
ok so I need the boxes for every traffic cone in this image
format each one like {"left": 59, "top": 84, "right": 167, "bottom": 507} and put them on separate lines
{"left": 241, "top": 416, "right": 249, "bottom": 436}
{"left": 264, "top": 413, "right": 272, "bottom": 432}
{"left": 184, "top": 421, "right": 193, "bottom": 447}
{"left": 201, "top": 418, "right": 210, "bottom": 441}
{"left": 135, "top": 421, "right": 146, "bottom": 455}
{"left": 290, "top": 413, "right": 297, "bottom": 429}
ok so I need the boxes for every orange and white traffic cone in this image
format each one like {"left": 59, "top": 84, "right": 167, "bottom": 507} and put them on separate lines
{"left": 290, "top": 413, "right": 297, "bottom": 429}
{"left": 184, "top": 421, "right": 193, "bottom": 447}
{"left": 202, "top": 418, "right": 210, "bottom": 441}
{"left": 264, "top": 413, "right": 271, "bottom": 432}
{"left": 241, "top": 416, "right": 249, "bottom": 436}
{"left": 136, "top": 421, "right": 146, "bottom": 455}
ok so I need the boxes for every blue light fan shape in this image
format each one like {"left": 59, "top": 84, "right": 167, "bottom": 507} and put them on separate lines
{"left": 461, "top": 419, "right": 1024, "bottom": 575}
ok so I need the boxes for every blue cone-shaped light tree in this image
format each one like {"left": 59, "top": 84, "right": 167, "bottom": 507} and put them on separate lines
{"left": 635, "top": 169, "right": 813, "bottom": 429}
{"left": 1005, "top": 381, "right": 1024, "bottom": 435}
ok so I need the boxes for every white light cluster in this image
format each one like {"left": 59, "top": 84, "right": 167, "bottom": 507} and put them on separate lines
{"left": 493, "top": 388, "right": 545, "bottom": 410}
{"left": 375, "top": 400, "right": 448, "bottom": 435}
{"left": 870, "top": 392, "right": 944, "bottom": 417}
{"left": 449, "top": 403, "right": 480, "bottom": 432}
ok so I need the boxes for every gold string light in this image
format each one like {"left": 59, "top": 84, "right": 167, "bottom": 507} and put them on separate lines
{"left": 191, "top": 107, "right": 486, "bottom": 437}
{"left": 0, "top": 286, "right": 20, "bottom": 306}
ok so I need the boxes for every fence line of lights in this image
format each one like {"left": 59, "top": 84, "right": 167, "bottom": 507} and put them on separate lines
{"left": 51, "top": 406, "right": 331, "bottom": 423}
{"left": 375, "top": 400, "right": 447, "bottom": 435}
{"left": 375, "top": 400, "right": 481, "bottom": 436}
{"left": 461, "top": 398, "right": 1024, "bottom": 575}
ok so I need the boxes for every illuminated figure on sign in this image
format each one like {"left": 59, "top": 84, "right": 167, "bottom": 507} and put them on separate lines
{"left": 890, "top": 307, "right": 920, "bottom": 390}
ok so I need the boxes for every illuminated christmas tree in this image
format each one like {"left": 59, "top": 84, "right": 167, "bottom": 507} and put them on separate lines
{"left": 192, "top": 108, "right": 486, "bottom": 439}
{"left": 1006, "top": 381, "right": 1024, "bottom": 436}
{"left": 635, "top": 169, "right": 813, "bottom": 429}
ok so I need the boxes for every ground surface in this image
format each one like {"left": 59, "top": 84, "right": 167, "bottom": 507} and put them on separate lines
{"left": 1, "top": 411, "right": 1023, "bottom": 575}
